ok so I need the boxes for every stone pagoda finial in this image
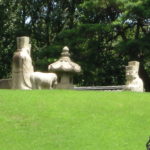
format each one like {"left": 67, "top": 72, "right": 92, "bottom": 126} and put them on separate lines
{"left": 61, "top": 46, "right": 70, "bottom": 57}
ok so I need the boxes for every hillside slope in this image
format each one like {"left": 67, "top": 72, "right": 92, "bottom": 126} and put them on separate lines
{"left": 0, "top": 90, "right": 150, "bottom": 150}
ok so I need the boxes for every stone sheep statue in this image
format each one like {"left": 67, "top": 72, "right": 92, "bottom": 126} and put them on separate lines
{"left": 125, "top": 61, "right": 144, "bottom": 92}
{"left": 30, "top": 72, "right": 57, "bottom": 89}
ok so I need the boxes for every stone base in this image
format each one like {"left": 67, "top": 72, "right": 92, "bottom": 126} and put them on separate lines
{"left": 0, "top": 79, "right": 12, "bottom": 89}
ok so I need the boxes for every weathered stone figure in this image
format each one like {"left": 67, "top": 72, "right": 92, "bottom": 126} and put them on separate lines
{"left": 12, "top": 36, "right": 34, "bottom": 89}
{"left": 125, "top": 61, "right": 144, "bottom": 92}
{"left": 30, "top": 72, "right": 57, "bottom": 89}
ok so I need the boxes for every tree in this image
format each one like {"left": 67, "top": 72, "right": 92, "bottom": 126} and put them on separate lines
{"left": 0, "top": 0, "right": 150, "bottom": 90}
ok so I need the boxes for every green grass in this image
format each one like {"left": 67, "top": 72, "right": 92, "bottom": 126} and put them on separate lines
{"left": 0, "top": 90, "right": 150, "bottom": 150}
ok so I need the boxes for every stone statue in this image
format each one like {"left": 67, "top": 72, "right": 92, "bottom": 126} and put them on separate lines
{"left": 12, "top": 36, "right": 34, "bottom": 89}
{"left": 125, "top": 61, "right": 144, "bottom": 92}
{"left": 30, "top": 72, "right": 57, "bottom": 89}
{"left": 12, "top": 36, "right": 58, "bottom": 90}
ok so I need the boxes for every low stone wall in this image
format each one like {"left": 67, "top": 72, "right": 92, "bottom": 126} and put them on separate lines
{"left": 74, "top": 85, "right": 125, "bottom": 91}
{"left": 0, "top": 79, "right": 12, "bottom": 89}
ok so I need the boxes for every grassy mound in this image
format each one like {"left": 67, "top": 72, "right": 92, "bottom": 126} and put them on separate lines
{"left": 0, "top": 90, "right": 150, "bottom": 150}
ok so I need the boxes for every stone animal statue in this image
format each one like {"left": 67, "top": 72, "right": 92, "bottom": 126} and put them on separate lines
{"left": 125, "top": 61, "right": 144, "bottom": 92}
{"left": 30, "top": 72, "right": 57, "bottom": 89}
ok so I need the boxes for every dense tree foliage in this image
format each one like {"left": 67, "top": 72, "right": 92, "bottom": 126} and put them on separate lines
{"left": 0, "top": 0, "right": 150, "bottom": 90}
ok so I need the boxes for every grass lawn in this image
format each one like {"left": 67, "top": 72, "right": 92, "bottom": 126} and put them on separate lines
{"left": 0, "top": 90, "right": 150, "bottom": 150}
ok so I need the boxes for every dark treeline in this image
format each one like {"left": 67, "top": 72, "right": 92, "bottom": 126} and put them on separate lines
{"left": 0, "top": 0, "right": 150, "bottom": 90}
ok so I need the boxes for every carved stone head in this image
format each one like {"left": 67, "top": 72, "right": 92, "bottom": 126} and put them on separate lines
{"left": 126, "top": 66, "right": 137, "bottom": 82}
{"left": 125, "top": 61, "right": 140, "bottom": 84}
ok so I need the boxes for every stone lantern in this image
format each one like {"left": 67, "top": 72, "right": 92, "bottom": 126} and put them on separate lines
{"left": 48, "top": 46, "right": 81, "bottom": 89}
